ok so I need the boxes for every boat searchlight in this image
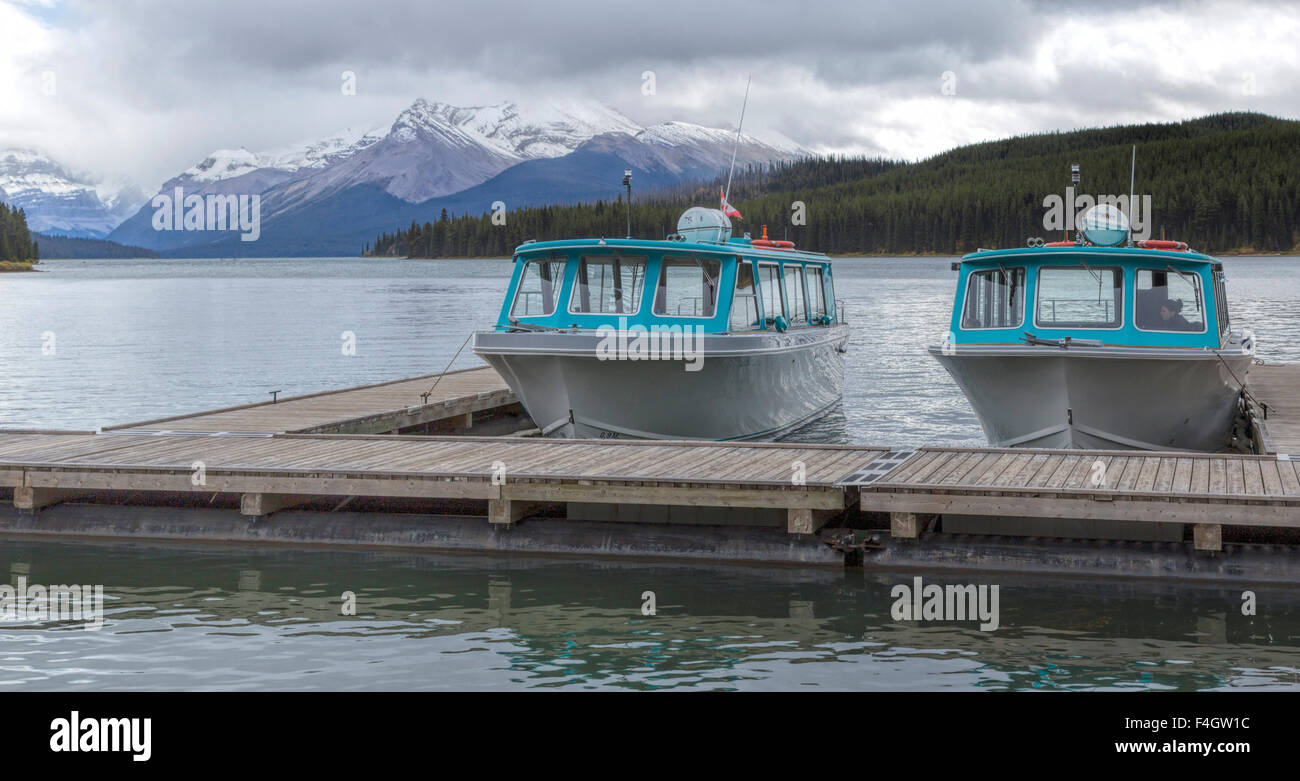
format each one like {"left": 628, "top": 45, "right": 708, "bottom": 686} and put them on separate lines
{"left": 1079, "top": 203, "right": 1129, "bottom": 247}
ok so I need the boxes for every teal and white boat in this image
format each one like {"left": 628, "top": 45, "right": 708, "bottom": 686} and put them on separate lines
{"left": 473, "top": 207, "right": 849, "bottom": 440}
{"left": 931, "top": 205, "right": 1254, "bottom": 451}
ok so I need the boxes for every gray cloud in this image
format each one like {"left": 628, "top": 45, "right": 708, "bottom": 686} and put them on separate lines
{"left": 2, "top": 0, "right": 1297, "bottom": 190}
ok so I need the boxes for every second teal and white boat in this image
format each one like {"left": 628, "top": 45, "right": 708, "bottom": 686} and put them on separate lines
{"left": 931, "top": 204, "right": 1254, "bottom": 451}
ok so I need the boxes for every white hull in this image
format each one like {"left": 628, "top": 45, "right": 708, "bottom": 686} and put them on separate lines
{"left": 474, "top": 327, "right": 848, "bottom": 440}
{"left": 931, "top": 344, "right": 1252, "bottom": 451}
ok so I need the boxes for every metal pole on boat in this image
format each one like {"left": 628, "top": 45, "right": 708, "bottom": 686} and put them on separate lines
{"left": 622, "top": 168, "right": 632, "bottom": 238}
{"left": 723, "top": 76, "right": 752, "bottom": 214}
{"left": 1127, "top": 145, "right": 1136, "bottom": 247}
{"left": 1069, "top": 163, "right": 1080, "bottom": 242}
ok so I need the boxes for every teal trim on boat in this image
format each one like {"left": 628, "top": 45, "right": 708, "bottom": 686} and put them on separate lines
{"left": 493, "top": 237, "right": 842, "bottom": 334}
{"left": 949, "top": 245, "right": 1229, "bottom": 349}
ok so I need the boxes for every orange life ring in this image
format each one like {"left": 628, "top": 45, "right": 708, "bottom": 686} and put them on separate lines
{"left": 1137, "top": 239, "right": 1189, "bottom": 251}
{"left": 751, "top": 239, "right": 795, "bottom": 249}
{"left": 1043, "top": 241, "right": 1075, "bottom": 247}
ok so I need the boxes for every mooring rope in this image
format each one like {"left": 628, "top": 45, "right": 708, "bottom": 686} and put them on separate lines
{"left": 420, "top": 332, "right": 474, "bottom": 404}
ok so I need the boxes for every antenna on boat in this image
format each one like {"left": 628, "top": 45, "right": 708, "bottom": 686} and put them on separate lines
{"left": 622, "top": 168, "right": 632, "bottom": 239}
{"left": 1127, "top": 145, "right": 1136, "bottom": 247}
{"left": 722, "top": 76, "right": 752, "bottom": 218}
{"left": 1069, "top": 163, "right": 1080, "bottom": 242}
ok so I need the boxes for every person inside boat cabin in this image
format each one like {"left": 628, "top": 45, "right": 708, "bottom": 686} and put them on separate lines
{"left": 1159, "top": 298, "right": 1194, "bottom": 331}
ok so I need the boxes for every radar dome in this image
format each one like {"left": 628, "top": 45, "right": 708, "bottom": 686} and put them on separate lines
{"left": 1080, "top": 204, "right": 1129, "bottom": 247}
{"left": 677, "top": 207, "right": 732, "bottom": 244}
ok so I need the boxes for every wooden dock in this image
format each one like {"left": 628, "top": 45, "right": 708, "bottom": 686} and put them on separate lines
{"left": 2, "top": 361, "right": 1299, "bottom": 567}
{"left": 0, "top": 431, "right": 883, "bottom": 534}
{"left": 101, "top": 366, "right": 519, "bottom": 436}
{"left": 851, "top": 446, "right": 1300, "bottom": 550}
{"left": 1248, "top": 363, "right": 1300, "bottom": 455}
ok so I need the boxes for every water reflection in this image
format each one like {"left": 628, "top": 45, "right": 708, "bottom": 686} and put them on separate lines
{"left": 2, "top": 538, "right": 1296, "bottom": 691}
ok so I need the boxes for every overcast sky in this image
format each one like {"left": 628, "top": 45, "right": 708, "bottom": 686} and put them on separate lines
{"left": 2, "top": 0, "right": 1298, "bottom": 194}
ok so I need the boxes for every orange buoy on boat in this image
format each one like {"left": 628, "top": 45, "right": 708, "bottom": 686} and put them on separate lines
{"left": 751, "top": 224, "right": 795, "bottom": 249}
{"left": 1137, "top": 239, "right": 1190, "bottom": 251}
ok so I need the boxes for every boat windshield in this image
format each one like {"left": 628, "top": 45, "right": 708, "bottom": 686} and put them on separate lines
{"left": 758, "top": 263, "right": 785, "bottom": 324}
{"left": 569, "top": 255, "right": 646, "bottom": 315}
{"left": 784, "top": 264, "right": 807, "bottom": 324}
{"left": 511, "top": 256, "right": 567, "bottom": 317}
{"left": 962, "top": 267, "right": 1024, "bottom": 329}
{"left": 1135, "top": 268, "right": 1206, "bottom": 332}
{"left": 1034, "top": 266, "right": 1122, "bottom": 329}
{"left": 654, "top": 256, "right": 720, "bottom": 317}
{"left": 806, "top": 266, "right": 827, "bottom": 320}
{"left": 730, "top": 262, "right": 761, "bottom": 331}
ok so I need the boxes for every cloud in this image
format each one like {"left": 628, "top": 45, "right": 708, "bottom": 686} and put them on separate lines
{"left": 1, "top": 0, "right": 1297, "bottom": 192}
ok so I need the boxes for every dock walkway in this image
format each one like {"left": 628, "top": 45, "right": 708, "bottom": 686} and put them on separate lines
{"left": 0, "top": 431, "right": 884, "bottom": 533}
{"left": 3, "top": 362, "right": 1300, "bottom": 562}
{"left": 102, "top": 366, "right": 516, "bottom": 436}
{"left": 1248, "top": 363, "right": 1300, "bottom": 455}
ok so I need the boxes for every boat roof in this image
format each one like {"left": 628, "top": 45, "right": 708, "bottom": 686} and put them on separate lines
{"left": 959, "top": 245, "right": 1220, "bottom": 266}
{"left": 513, "top": 236, "right": 830, "bottom": 263}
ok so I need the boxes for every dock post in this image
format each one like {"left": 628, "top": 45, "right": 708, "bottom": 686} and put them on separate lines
{"left": 787, "top": 508, "right": 838, "bottom": 534}
{"left": 14, "top": 486, "right": 85, "bottom": 512}
{"left": 240, "top": 493, "right": 311, "bottom": 520}
{"left": 488, "top": 498, "right": 548, "bottom": 527}
{"left": 1193, "top": 523, "right": 1223, "bottom": 552}
{"left": 890, "top": 512, "right": 934, "bottom": 539}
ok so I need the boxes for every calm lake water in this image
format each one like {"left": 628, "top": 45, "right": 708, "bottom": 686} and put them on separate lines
{"left": 1, "top": 256, "right": 1299, "bottom": 690}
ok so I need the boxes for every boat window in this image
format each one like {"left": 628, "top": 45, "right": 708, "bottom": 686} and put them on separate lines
{"left": 806, "top": 266, "right": 827, "bottom": 320}
{"left": 729, "top": 262, "right": 761, "bottom": 331}
{"left": 653, "top": 256, "right": 721, "bottom": 317}
{"left": 510, "top": 256, "right": 567, "bottom": 317}
{"left": 758, "top": 263, "right": 785, "bottom": 324}
{"left": 1213, "top": 267, "right": 1230, "bottom": 337}
{"left": 569, "top": 255, "right": 646, "bottom": 315}
{"left": 1135, "top": 268, "right": 1206, "bottom": 332}
{"left": 961, "top": 267, "right": 1025, "bottom": 329}
{"left": 824, "top": 270, "right": 837, "bottom": 321}
{"left": 783, "top": 264, "right": 807, "bottom": 324}
{"left": 1034, "top": 266, "right": 1123, "bottom": 329}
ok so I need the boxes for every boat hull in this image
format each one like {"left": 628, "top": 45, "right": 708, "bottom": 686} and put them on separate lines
{"left": 474, "top": 327, "right": 848, "bottom": 440}
{"left": 930, "top": 346, "right": 1252, "bottom": 451}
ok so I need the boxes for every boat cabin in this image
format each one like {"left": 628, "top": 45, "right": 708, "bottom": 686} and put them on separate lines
{"left": 494, "top": 235, "right": 844, "bottom": 334}
{"left": 947, "top": 245, "right": 1232, "bottom": 349}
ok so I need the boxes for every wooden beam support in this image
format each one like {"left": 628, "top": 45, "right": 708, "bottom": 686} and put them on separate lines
{"left": 890, "top": 511, "right": 934, "bottom": 539}
{"left": 13, "top": 486, "right": 86, "bottom": 512}
{"left": 488, "top": 498, "right": 555, "bottom": 526}
{"left": 864, "top": 491, "right": 1300, "bottom": 528}
{"left": 505, "top": 482, "right": 844, "bottom": 510}
{"left": 240, "top": 493, "right": 313, "bottom": 519}
{"left": 787, "top": 507, "right": 839, "bottom": 534}
{"left": 1193, "top": 523, "right": 1223, "bottom": 552}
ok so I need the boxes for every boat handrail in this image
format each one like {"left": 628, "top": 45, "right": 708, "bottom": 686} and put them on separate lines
{"left": 1021, "top": 331, "right": 1105, "bottom": 348}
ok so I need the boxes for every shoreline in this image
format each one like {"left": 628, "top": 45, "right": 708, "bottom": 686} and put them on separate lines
{"left": 0, "top": 261, "right": 37, "bottom": 272}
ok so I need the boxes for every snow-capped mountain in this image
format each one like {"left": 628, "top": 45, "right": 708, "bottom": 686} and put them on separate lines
{"left": 276, "top": 98, "right": 646, "bottom": 208}
{"left": 107, "top": 96, "right": 804, "bottom": 255}
{"left": 0, "top": 149, "right": 144, "bottom": 238}
{"left": 182, "top": 125, "right": 388, "bottom": 184}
